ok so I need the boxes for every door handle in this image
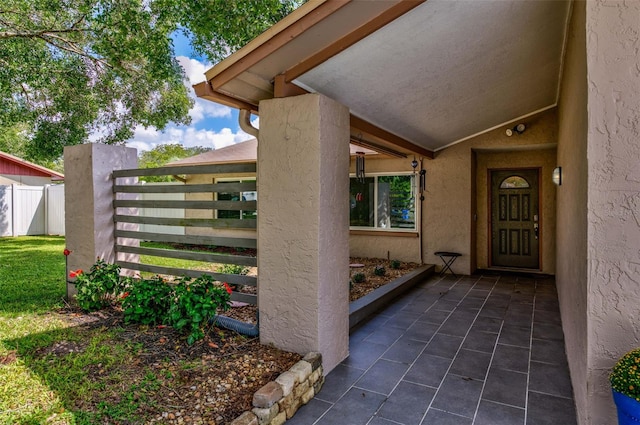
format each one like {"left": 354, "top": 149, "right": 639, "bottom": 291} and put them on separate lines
{"left": 534, "top": 223, "right": 539, "bottom": 239}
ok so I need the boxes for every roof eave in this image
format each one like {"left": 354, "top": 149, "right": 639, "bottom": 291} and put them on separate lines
{"left": 0, "top": 151, "right": 65, "bottom": 179}
{"left": 197, "top": 0, "right": 434, "bottom": 159}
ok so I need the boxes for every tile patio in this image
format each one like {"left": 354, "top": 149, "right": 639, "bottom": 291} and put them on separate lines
{"left": 288, "top": 273, "right": 577, "bottom": 425}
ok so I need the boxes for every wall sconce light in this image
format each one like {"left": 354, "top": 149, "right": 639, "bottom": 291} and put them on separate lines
{"left": 506, "top": 123, "right": 526, "bottom": 136}
{"left": 552, "top": 167, "right": 562, "bottom": 186}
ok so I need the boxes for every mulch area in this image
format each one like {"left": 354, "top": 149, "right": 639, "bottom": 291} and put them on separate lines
{"left": 348, "top": 257, "right": 420, "bottom": 302}
{"left": 42, "top": 307, "right": 301, "bottom": 424}
{"left": 224, "top": 257, "right": 420, "bottom": 324}
{"left": 40, "top": 257, "right": 419, "bottom": 424}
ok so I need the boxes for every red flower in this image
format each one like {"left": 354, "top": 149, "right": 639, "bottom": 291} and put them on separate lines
{"left": 120, "top": 292, "right": 130, "bottom": 299}
{"left": 223, "top": 282, "right": 232, "bottom": 295}
{"left": 63, "top": 249, "right": 71, "bottom": 256}
{"left": 69, "top": 269, "right": 83, "bottom": 278}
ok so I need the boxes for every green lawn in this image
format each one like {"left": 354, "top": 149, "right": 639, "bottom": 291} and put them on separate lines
{"left": 0, "top": 236, "right": 67, "bottom": 316}
{"left": 0, "top": 237, "right": 251, "bottom": 425}
{"left": 0, "top": 237, "right": 142, "bottom": 425}
{"left": 139, "top": 241, "right": 215, "bottom": 274}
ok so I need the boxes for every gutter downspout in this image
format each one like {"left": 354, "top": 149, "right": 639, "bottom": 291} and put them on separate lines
{"left": 213, "top": 108, "right": 260, "bottom": 337}
{"left": 239, "top": 109, "right": 259, "bottom": 138}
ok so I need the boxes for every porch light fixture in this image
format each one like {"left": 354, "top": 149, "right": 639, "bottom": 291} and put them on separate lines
{"left": 506, "top": 123, "right": 526, "bottom": 136}
{"left": 552, "top": 166, "right": 562, "bottom": 186}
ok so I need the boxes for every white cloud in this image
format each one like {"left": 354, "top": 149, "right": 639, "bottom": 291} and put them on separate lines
{"left": 126, "top": 124, "right": 254, "bottom": 153}
{"left": 190, "top": 98, "right": 231, "bottom": 123}
{"left": 176, "top": 56, "right": 232, "bottom": 124}
{"left": 176, "top": 56, "right": 209, "bottom": 85}
{"left": 122, "top": 55, "right": 258, "bottom": 154}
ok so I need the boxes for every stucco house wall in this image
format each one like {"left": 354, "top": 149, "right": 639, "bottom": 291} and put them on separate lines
{"left": 183, "top": 171, "right": 257, "bottom": 241}
{"left": 348, "top": 108, "right": 558, "bottom": 274}
{"left": 419, "top": 109, "right": 558, "bottom": 274}
{"left": 556, "top": 1, "right": 589, "bottom": 423}
{"left": 348, "top": 156, "right": 422, "bottom": 263}
{"left": 475, "top": 147, "right": 557, "bottom": 272}
{"left": 584, "top": 1, "right": 640, "bottom": 423}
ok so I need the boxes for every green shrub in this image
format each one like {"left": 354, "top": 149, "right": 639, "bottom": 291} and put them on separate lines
{"left": 167, "top": 275, "right": 232, "bottom": 344}
{"left": 352, "top": 272, "right": 366, "bottom": 283}
{"left": 390, "top": 259, "right": 401, "bottom": 269}
{"left": 72, "top": 259, "right": 234, "bottom": 344}
{"left": 72, "top": 259, "right": 125, "bottom": 311}
{"left": 374, "top": 265, "right": 386, "bottom": 276}
{"left": 217, "top": 263, "right": 249, "bottom": 275}
{"left": 122, "top": 276, "right": 173, "bottom": 325}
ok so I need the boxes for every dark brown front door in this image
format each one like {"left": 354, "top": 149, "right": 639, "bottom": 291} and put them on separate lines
{"left": 491, "top": 169, "right": 540, "bottom": 269}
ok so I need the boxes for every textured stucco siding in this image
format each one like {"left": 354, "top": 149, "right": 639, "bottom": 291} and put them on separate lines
{"left": 257, "top": 94, "right": 350, "bottom": 374}
{"left": 348, "top": 156, "right": 422, "bottom": 263}
{"left": 475, "top": 148, "right": 557, "bottom": 272}
{"left": 585, "top": 0, "right": 640, "bottom": 423}
{"left": 556, "top": 1, "right": 589, "bottom": 423}
{"left": 427, "top": 108, "right": 558, "bottom": 275}
{"left": 64, "top": 144, "right": 138, "bottom": 294}
{"left": 183, "top": 172, "right": 257, "bottom": 240}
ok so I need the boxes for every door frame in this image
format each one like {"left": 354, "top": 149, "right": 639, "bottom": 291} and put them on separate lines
{"left": 487, "top": 167, "right": 543, "bottom": 270}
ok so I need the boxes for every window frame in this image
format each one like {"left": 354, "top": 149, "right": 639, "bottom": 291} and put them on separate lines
{"left": 349, "top": 172, "right": 418, "bottom": 233}
{"left": 213, "top": 176, "right": 257, "bottom": 220}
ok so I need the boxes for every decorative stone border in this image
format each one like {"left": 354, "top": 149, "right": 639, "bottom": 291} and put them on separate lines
{"left": 230, "top": 352, "right": 323, "bottom": 425}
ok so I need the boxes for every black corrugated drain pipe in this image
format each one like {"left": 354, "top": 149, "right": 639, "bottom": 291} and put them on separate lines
{"left": 210, "top": 314, "right": 259, "bottom": 337}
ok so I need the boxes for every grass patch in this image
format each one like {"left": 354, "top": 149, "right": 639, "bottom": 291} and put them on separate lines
{"left": 138, "top": 241, "right": 253, "bottom": 278}
{"left": 139, "top": 241, "right": 213, "bottom": 274}
{"left": 0, "top": 236, "right": 66, "bottom": 316}
{"left": 0, "top": 237, "right": 285, "bottom": 424}
{"left": 0, "top": 237, "right": 154, "bottom": 424}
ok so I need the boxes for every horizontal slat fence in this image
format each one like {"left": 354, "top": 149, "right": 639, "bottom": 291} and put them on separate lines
{"left": 112, "top": 162, "right": 257, "bottom": 305}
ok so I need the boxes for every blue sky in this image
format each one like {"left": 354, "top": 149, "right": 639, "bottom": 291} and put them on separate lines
{"left": 124, "top": 33, "right": 256, "bottom": 153}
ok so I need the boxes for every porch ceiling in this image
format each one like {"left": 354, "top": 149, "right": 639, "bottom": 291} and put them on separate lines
{"left": 200, "top": 0, "right": 572, "bottom": 155}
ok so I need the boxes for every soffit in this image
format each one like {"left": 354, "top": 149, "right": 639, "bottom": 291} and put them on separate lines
{"left": 207, "top": 0, "right": 407, "bottom": 104}
{"left": 205, "top": 0, "right": 571, "bottom": 153}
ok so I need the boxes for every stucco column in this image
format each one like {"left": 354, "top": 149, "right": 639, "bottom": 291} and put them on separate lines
{"left": 257, "top": 93, "right": 350, "bottom": 374}
{"left": 585, "top": 1, "right": 640, "bottom": 423}
{"left": 64, "top": 143, "right": 138, "bottom": 296}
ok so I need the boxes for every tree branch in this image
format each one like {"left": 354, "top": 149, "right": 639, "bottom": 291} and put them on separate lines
{"left": 0, "top": 27, "right": 89, "bottom": 39}
{"left": 38, "top": 33, "right": 115, "bottom": 71}
{"left": 19, "top": 83, "right": 31, "bottom": 106}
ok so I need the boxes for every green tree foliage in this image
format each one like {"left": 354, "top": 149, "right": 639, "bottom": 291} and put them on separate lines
{"left": 0, "top": 0, "right": 300, "bottom": 163}
{"left": 0, "top": 123, "right": 29, "bottom": 158}
{"left": 138, "top": 143, "right": 210, "bottom": 182}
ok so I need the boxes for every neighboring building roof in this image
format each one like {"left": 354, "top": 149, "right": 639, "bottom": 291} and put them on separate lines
{"left": 169, "top": 138, "right": 377, "bottom": 166}
{"left": 0, "top": 151, "right": 64, "bottom": 181}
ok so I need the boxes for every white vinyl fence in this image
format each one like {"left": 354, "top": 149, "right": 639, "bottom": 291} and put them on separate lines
{"left": 0, "top": 184, "right": 65, "bottom": 236}
{"left": 0, "top": 182, "right": 184, "bottom": 237}
{"left": 137, "top": 182, "right": 185, "bottom": 236}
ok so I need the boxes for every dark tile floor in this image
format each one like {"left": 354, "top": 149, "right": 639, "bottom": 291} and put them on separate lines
{"left": 288, "top": 274, "right": 577, "bottom": 425}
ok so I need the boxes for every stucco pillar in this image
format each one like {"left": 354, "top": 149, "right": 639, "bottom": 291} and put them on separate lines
{"left": 585, "top": 1, "right": 640, "bottom": 423}
{"left": 64, "top": 143, "right": 138, "bottom": 296}
{"left": 257, "top": 93, "right": 350, "bottom": 374}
